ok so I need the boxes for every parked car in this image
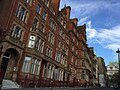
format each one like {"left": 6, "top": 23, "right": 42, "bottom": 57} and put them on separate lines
{"left": 110, "top": 85, "right": 113, "bottom": 88}
{"left": 113, "top": 84, "right": 119, "bottom": 89}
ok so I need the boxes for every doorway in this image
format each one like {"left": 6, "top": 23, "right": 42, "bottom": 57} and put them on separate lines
{"left": 0, "top": 48, "right": 19, "bottom": 81}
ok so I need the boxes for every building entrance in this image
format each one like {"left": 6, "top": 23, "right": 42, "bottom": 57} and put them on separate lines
{"left": 0, "top": 48, "right": 19, "bottom": 84}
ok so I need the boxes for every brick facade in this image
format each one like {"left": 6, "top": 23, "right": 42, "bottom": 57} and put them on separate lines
{"left": 0, "top": 0, "right": 101, "bottom": 87}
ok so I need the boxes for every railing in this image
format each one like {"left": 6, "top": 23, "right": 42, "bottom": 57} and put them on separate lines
{"left": 16, "top": 74, "right": 79, "bottom": 88}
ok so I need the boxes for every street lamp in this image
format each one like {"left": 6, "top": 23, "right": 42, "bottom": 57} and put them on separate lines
{"left": 116, "top": 48, "right": 120, "bottom": 87}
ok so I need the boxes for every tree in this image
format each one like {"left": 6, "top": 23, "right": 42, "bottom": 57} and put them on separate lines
{"left": 108, "top": 72, "right": 119, "bottom": 85}
{"left": 108, "top": 61, "right": 119, "bottom": 71}
{"left": 109, "top": 61, "right": 118, "bottom": 66}
{"left": 107, "top": 61, "right": 119, "bottom": 86}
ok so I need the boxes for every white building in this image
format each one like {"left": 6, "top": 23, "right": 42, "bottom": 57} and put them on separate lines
{"left": 106, "top": 63, "right": 119, "bottom": 86}
{"left": 107, "top": 64, "right": 119, "bottom": 76}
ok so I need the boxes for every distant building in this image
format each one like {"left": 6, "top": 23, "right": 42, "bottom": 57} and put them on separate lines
{"left": 97, "top": 57, "right": 107, "bottom": 87}
{"left": 92, "top": 54, "right": 99, "bottom": 86}
{"left": 106, "top": 63, "right": 119, "bottom": 86}
{"left": 107, "top": 64, "right": 119, "bottom": 76}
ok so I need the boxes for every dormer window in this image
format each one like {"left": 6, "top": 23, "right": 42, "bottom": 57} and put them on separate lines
{"left": 45, "top": 0, "right": 49, "bottom": 7}
{"left": 36, "top": 4, "right": 41, "bottom": 14}
{"left": 25, "top": 0, "right": 32, "bottom": 5}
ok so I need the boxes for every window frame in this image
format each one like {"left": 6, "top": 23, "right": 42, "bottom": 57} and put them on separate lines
{"left": 36, "top": 4, "right": 41, "bottom": 14}
{"left": 22, "top": 56, "right": 32, "bottom": 73}
{"left": 42, "top": 11, "right": 47, "bottom": 20}
{"left": 15, "top": 4, "right": 29, "bottom": 23}
{"left": 11, "top": 23, "right": 24, "bottom": 41}
{"left": 28, "top": 35, "right": 36, "bottom": 48}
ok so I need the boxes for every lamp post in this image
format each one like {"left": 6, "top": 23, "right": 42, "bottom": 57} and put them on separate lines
{"left": 116, "top": 48, "right": 120, "bottom": 87}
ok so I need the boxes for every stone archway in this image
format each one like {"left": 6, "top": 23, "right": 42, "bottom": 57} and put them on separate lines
{"left": 0, "top": 48, "right": 19, "bottom": 81}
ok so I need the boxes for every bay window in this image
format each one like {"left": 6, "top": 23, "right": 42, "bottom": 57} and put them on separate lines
{"left": 11, "top": 24, "right": 23, "bottom": 41}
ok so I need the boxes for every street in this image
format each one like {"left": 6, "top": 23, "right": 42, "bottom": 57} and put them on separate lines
{"left": 1, "top": 87, "right": 120, "bottom": 90}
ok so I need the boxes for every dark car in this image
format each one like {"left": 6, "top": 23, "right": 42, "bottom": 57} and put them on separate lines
{"left": 113, "top": 84, "right": 119, "bottom": 89}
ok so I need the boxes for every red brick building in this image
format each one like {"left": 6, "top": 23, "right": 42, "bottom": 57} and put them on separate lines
{"left": 0, "top": 0, "right": 99, "bottom": 87}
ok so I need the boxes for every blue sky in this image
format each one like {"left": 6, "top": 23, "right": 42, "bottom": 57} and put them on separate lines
{"left": 60, "top": 0, "right": 120, "bottom": 65}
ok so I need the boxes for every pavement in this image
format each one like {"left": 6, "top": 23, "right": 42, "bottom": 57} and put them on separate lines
{"left": 33, "top": 87, "right": 98, "bottom": 90}
{"left": 1, "top": 87, "right": 104, "bottom": 90}
{"left": 0, "top": 79, "right": 100, "bottom": 90}
{"left": 1, "top": 79, "right": 20, "bottom": 89}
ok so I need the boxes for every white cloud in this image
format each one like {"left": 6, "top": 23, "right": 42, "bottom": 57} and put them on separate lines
{"left": 87, "top": 28, "right": 96, "bottom": 40}
{"left": 87, "top": 21, "right": 92, "bottom": 29}
{"left": 60, "top": 0, "right": 120, "bottom": 52}
{"left": 78, "top": 16, "right": 88, "bottom": 25}
{"left": 86, "top": 21, "right": 96, "bottom": 40}
{"left": 60, "top": 0, "right": 100, "bottom": 18}
{"left": 86, "top": 21, "right": 120, "bottom": 51}
{"left": 60, "top": 0, "right": 70, "bottom": 10}
{"left": 105, "top": 44, "right": 120, "bottom": 51}
{"left": 60, "top": 0, "right": 120, "bottom": 18}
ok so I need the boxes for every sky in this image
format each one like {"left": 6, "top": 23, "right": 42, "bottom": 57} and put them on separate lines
{"left": 60, "top": 0, "right": 120, "bottom": 65}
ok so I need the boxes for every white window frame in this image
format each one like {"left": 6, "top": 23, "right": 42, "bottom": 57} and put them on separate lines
{"left": 40, "top": 24, "right": 45, "bottom": 33}
{"left": 30, "top": 58, "right": 35, "bottom": 74}
{"left": 39, "top": 39, "right": 44, "bottom": 53}
{"left": 11, "top": 24, "right": 24, "bottom": 41}
{"left": 28, "top": 35, "right": 36, "bottom": 48}
{"left": 22, "top": 56, "right": 31, "bottom": 73}
{"left": 46, "top": 46, "right": 53, "bottom": 58}
{"left": 32, "top": 18, "right": 39, "bottom": 31}
{"left": 34, "top": 59, "right": 41, "bottom": 75}
{"left": 25, "top": 0, "right": 33, "bottom": 5}
{"left": 48, "top": 32, "right": 54, "bottom": 44}
{"left": 42, "top": 11, "right": 47, "bottom": 20}
{"left": 15, "top": 4, "right": 29, "bottom": 23}
{"left": 45, "top": 0, "right": 49, "bottom": 7}
{"left": 55, "top": 52, "right": 61, "bottom": 62}
{"left": 36, "top": 4, "right": 41, "bottom": 14}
